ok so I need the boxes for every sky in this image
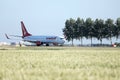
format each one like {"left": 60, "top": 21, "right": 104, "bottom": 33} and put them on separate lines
{"left": 0, "top": 0, "right": 120, "bottom": 44}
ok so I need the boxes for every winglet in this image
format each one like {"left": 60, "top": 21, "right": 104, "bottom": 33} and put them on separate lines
{"left": 5, "top": 34, "right": 10, "bottom": 39}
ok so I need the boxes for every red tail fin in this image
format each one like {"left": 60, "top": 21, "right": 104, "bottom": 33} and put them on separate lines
{"left": 21, "top": 21, "right": 32, "bottom": 38}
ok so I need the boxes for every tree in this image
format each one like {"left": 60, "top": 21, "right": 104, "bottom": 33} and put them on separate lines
{"left": 75, "top": 18, "right": 85, "bottom": 45}
{"left": 63, "top": 18, "right": 76, "bottom": 46}
{"left": 115, "top": 18, "right": 120, "bottom": 40}
{"left": 94, "top": 19, "right": 105, "bottom": 45}
{"left": 85, "top": 18, "right": 94, "bottom": 46}
{"left": 105, "top": 18, "right": 114, "bottom": 45}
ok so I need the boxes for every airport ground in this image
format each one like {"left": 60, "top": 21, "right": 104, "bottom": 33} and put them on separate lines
{"left": 0, "top": 46, "right": 120, "bottom": 80}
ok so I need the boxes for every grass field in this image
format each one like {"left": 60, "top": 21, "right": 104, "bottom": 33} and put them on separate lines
{"left": 0, "top": 46, "right": 120, "bottom": 80}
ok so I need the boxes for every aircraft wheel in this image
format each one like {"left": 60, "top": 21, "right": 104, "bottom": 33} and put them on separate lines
{"left": 46, "top": 44, "right": 49, "bottom": 46}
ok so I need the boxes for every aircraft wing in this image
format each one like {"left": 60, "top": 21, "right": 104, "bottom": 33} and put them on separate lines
{"left": 9, "top": 35, "right": 22, "bottom": 37}
{"left": 5, "top": 34, "right": 22, "bottom": 40}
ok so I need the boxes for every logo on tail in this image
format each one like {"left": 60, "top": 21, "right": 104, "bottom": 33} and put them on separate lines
{"left": 21, "top": 21, "right": 32, "bottom": 38}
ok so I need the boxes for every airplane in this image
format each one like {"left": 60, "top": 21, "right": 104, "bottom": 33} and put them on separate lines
{"left": 6, "top": 21, "right": 65, "bottom": 46}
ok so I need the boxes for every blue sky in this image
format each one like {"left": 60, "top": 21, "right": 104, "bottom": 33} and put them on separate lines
{"left": 0, "top": 0, "right": 120, "bottom": 44}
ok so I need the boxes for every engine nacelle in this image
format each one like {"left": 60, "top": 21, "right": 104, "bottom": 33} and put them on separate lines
{"left": 36, "top": 41, "right": 41, "bottom": 46}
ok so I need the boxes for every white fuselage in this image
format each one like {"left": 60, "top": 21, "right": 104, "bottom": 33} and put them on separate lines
{"left": 23, "top": 35, "right": 65, "bottom": 45}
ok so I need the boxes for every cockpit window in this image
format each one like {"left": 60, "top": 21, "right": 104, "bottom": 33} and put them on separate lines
{"left": 60, "top": 38, "right": 64, "bottom": 40}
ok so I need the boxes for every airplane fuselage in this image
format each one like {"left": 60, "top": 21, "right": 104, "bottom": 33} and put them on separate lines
{"left": 23, "top": 35, "right": 65, "bottom": 45}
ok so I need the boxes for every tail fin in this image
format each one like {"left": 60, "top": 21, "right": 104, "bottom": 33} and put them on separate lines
{"left": 21, "top": 21, "right": 32, "bottom": 38}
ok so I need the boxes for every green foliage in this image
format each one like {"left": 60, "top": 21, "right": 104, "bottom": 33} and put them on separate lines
{"left": 63, "top": 17, "right": 120, "bottom": 45}
{"left": 75, "top": 18, "right": 85, "bottom": 45}
{"left": 0, "top": 47, "right": 120, "bottom": 80}
{"left": 115, "top": 18, "right": 120, "bottom": 39}
{"left": 105, "top": 19, "right": 115, "bottom": 45}
{"left": 94, "top": 19, "right": 105, "bottom": 44}
{"left": 63, "top": 18, "right": 76, "bottom": 45}
{"left": 85, "top": 18, "right": 94, "bottom": 46}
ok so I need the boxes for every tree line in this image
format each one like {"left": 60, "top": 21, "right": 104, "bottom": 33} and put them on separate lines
{"left": 63, "top": 17, "right": 120, "bottom": 46}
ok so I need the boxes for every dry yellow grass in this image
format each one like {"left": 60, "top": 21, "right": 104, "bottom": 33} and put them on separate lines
{"left": 0, "top": 47, "right": 120, "bottom": 80}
